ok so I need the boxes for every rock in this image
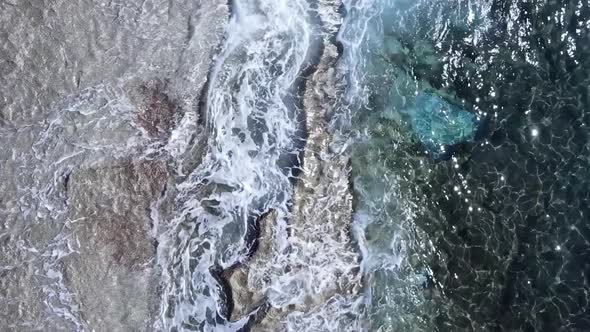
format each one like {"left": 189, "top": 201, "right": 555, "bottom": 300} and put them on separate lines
{"left": 0, "top": 0, "right": 226, "bottom": 127}
{"left": 402, "top": 92, "right": 479, "bottom": 158}
{"left": 224, "top": 210, "right": 277, "bottom": 322}
{"left": 239, "top": 2, "right": 364, "bottom": 329}
{"left": 0, "top": 252, "right": 69, "bottom": 331}
{"left": 127, "top": 79, "right": 182, "bottom": 140}
{"left": 61, "top": 160, "right": 169, "bottom": 331}
{"left": 0, "top": 0, "right": 228, "bottom": 329}
{"left": 226, "top": 267, "right": 254, "bottom": 320}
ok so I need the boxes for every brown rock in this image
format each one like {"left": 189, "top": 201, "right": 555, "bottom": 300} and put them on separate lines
{"left": 128, "top": 80, "right": 182, "bottom": 139}
{"left": 226, "top": 210, "right": 278, "bottom": 322}
{"left": 61, "top": 159, "right": 170, "bottom": 330}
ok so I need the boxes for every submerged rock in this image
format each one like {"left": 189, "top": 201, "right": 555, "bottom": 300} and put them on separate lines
{"left": 401, "top": 92, "right": 478, "bottom": 158}
{"left": 127, "top": 79, "right": 182, "bottom": 140}
{"left": 62, "top": 160, "right": 169, "bottom": 331}
{"left": 223, "top": 210, "right": 276, "bottom": 323}
{"left": 0, "top": 0, "right": 229, "bottom": 329}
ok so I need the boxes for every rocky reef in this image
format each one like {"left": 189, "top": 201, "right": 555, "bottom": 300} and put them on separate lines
{"left": 0, "top": 0, "right": 227, "bottom": 330}
{"left": 214, "top": 1, "right": 363, "bottom": 330}
{"left": 402, "top": 92, "right": 479, "bottom": 158}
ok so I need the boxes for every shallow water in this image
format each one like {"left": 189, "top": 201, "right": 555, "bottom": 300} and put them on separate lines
{"left": 155, "top": 0, "right": 315, "bottom": 329}
{"left": 342, "top": 0, "right": 590, "bottom": 330}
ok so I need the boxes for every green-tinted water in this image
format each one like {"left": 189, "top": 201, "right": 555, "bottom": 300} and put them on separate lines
{"left": 342, "top": 0, "right": 590, "bottom": 330}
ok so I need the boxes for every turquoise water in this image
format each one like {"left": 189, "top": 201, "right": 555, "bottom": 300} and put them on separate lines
{"left": 342, "top": 0, "right": 590, "bottom": 330}
{"left": 401, "top": 92, "right": 478, "bottom": 159}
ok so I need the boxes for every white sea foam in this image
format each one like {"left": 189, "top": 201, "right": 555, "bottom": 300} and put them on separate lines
{"left": 155, "top": 0, "right": 313, "bottom": 329}
{"left": 0, "top": 83, "right": 149, "bottom": 330}
{"left": 337, "top": 0, "right": 432, "bottom": 330}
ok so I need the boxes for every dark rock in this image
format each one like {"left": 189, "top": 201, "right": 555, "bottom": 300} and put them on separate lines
{"left": 224, "top": 210, "right": 277, "bottom": 322}
{"left": 128, "top": 80, "right": 182, "bottom": 139}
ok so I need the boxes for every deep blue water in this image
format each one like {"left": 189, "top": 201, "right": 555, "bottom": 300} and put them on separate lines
{"left": 344, "top": 0, "right": 590, "bottom": 330}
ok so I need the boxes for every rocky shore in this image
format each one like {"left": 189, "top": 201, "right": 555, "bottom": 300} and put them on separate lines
{"left": 1, "top": 0, "right": 227, "bottom": 330}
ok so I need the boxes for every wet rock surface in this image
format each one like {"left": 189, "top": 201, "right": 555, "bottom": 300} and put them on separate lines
{"left": 224, "top": 210, "right": 277, "bottom": 323}
{"left": 61, "top": 160, "right": 169, "bottom": 331}
{"left": 0, "top": 0, "right": 228, "bottom": 330}
{"left": 222, "top": 211, "right": 277, "bottom": 328}
{"left": 252, "top": 1, "right": 362, "bottom": 328}
{"left": 128, "top": 80, "right": 182, "bottom": 140}
{"left": 210, "top": 1, "right": 363, "bottom": 330}
{"left": 0, "top": 83, "right": 177, "bottom": 330}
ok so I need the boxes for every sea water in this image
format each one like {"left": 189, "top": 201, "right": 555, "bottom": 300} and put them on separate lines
{"left": 341, "top": 0, "right": 590, "bottom": 330}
